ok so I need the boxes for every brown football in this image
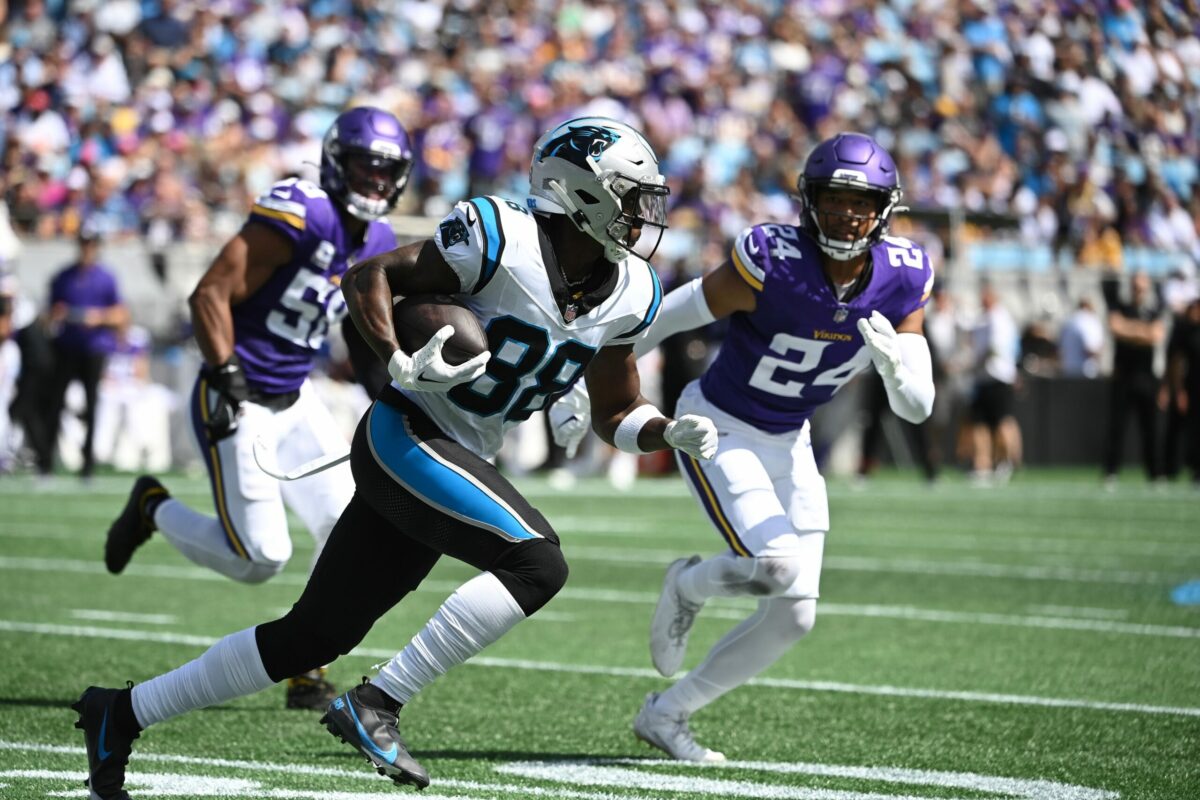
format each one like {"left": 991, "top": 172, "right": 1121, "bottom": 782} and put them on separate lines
{"left": 393, "top": 294, "right": 489, "bottom": 365}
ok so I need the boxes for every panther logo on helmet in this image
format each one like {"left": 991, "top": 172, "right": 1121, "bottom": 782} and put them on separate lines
{"left": 538, "top": 125, "right": 621, "bottom": 170}
{"left": 527, "top": 117, "right": 669, "bottom": 263}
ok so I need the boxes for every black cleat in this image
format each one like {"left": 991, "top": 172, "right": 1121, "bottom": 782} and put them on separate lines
{"left": 320, "top": 682, "right": 430, "bottom": 790}
{"left": 105, "top": 476, "right": 168, "bottom": 574}
{"left": 286, "top": 668, "right": 340, "bottom": 710}
{"left": 71, "top": 686, "right": 139, "bottom": 800}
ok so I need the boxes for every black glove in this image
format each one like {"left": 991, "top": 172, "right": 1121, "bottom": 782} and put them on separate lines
{"left": 203, "top": 355, "right": 250, "bottom": 442}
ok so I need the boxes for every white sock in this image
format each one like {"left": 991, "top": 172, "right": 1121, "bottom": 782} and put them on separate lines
{"left": 154, "top": 499, "right": 281, "bottom": 583}
{"left": 656, "top": 597, "right": 816, "bottom": 716}
{"left": 677, "top": 552, "right": 757, "bottom": 604}
{"left": 372, "top": 572, "right": 525, "bottom": 704}
{"left": 131, "top": 627, "right": 274, "bottom": 728}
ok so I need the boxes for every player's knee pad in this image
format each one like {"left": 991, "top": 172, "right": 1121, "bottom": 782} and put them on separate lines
{"left": 752, "top": 555, "right": 805, "bottom": 596}
{"left": 230, "top": 528, "right": 292, "bottom": 584}
{"left": 490, "top": 538, "right": 569, "bottom": 616}
{"left": 228, "top": 556, "right": 289, "bottom": 585}
{"left": 718, "top": 554, "right": 803, "bottom": 596}
{"left": 763, "top": 597, "right": 817, "bottom": 643}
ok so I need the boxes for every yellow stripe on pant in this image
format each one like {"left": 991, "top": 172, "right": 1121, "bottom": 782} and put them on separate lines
{"left": 683, "top": 454, "right": 751, "bottom": 557}
{"left": 197, "top": 378, "right": 250, "bottom": 559}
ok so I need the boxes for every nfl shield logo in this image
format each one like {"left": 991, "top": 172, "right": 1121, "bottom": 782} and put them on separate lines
{"left": 833, "top": 307, "right": 849, "bottom": 323}
{"left": 564, "top": 304, "right": 578, "bottom": 323}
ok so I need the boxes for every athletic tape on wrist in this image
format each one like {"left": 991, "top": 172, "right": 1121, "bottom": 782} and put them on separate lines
{"left": 613, "top": 403, "right": 666, "bottom": 454}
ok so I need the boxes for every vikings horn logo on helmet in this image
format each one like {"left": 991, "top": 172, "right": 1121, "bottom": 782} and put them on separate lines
{"left": 538, "top": 125, "right": 621, "bottom": 169}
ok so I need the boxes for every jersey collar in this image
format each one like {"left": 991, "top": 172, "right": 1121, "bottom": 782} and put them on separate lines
{"left": 535, "top": 216, "right": 619, "bottom": 323}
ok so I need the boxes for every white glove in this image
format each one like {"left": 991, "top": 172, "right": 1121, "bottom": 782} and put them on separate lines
{"left": 549, "top": 383, "right": 591, "bottom": 458}
{"left": 857, "top": 310, "right": 901, "bottom": 378}
{"left": 663, "top": 414, "right": 719, "bottom": 460}
{"left": 388, "top": 325, "right": 490, "bottom": 393}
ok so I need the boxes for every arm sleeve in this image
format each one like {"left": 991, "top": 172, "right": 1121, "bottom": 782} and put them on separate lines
{"left": 630, "top": 277, "right": 716, "bottom": 357}
{"left": 882, "top": 332, "right": 936, "bottom": 424}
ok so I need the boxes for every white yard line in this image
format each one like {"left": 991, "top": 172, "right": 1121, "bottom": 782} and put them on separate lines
{"left": 2, "top": 620, "right": 1197, "bottom": 718}
{"left": 551, "top": 547, "right": 1184, "bottom": 585}
{"left": 809, "top": 605, "right": 1191, "bottom": 638}
{"left": 1, "top": 557, "right": 1194, "bottom": 639}
{"left": 69, "top": 609, "right": 177, "bottom": 625}
{"left": 1026, "top": 605, "right": 1130, "bottom": 620}
{"left": 0, "top": 743, "right": 641, "bottom": 800}
{"left": 5, "top": 550, "right": 1186, "bottom": 589}
{"left": 0, "top": 743, "right": 1120, "bottom": 800}
{"left": 7, "top": 521, "right": 1199, "bottom": 563}
{"left": 552, "top": 516, "right": 1200, "bottom": 556}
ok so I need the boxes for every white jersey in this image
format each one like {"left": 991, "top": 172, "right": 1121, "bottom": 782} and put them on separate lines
{"left": 400, "top": 195, "right": 663, "bottom": 458}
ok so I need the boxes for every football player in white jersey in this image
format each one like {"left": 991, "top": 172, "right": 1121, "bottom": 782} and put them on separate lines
{"left": 70, "top": 117, "right": 718, "bottom": 798}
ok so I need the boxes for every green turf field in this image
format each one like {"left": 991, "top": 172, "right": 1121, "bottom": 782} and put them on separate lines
{"left": 1, "top": 470, "right": 1198, "bottom": 799}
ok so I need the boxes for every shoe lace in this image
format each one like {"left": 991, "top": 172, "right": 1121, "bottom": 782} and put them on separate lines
{"left": 667, "top": 593, "right": 701, "bottom": 642}
{"left": 667, "top": 711, "right": 702, "bottom": 756}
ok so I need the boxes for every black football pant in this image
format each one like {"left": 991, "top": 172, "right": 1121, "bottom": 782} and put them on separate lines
{"left": 858, "top": 371, "right": 937, "bottom": 481}
{"left": 255, "top": 389, "right": 568, "bottom": 682}
{"left": 1103, "top": 373, "right": 1160, "bottom": 479}
{"left": 46, "top": 345, "right": 106, "bottom": 477}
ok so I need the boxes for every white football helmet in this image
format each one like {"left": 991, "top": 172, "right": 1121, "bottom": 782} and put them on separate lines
{"left": 527, "top": 117, "right": 669, "bottom": 262}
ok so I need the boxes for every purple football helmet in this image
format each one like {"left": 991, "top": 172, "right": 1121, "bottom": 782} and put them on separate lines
{"left": 320, "top": 107, "right": 414, "bottom": 221}
{"left": 797, "top": 132, "right": 903, "bottom": 261}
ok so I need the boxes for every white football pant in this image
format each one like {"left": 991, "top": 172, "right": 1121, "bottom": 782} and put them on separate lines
{"left": 154, "top": 377, "right": 353, "bottom": 583}
{"left": 657, "top": 380, "right": 826, "bottom": 718}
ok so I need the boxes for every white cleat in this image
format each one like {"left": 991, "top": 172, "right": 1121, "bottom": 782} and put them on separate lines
{"left": 649, "top": 555, "right": 703, "bottom": 677}
{"left": 633, "top": 692, "right": 726, "bottom": 763}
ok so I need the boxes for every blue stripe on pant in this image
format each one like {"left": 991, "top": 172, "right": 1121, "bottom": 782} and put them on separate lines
{"left": 366, "top": 401, "right": 541, "bottom": 543}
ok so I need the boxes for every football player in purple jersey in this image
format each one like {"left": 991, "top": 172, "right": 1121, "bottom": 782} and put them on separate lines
{"left": 101, "top": 107, "right": 414, "bottom": 710}
{"left": 552, "top": 132, "right": 937, "bottom": 761}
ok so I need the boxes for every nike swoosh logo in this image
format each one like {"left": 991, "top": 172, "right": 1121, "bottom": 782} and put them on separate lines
{"left": 415, "top": 373, "right": 448, "bottom": 385}
{"left": 345, "top": 694, "right": 398, "bottom": 763}
{"left": 97, "top": 709, "right": 112, "bottom": 761}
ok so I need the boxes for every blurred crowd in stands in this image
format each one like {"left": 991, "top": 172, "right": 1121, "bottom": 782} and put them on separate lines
{"left": 2, "top": 0, "right": 1200, "bottom": 482}
{"left": 2, "top": 0, "right": 1199, "bottom": 278}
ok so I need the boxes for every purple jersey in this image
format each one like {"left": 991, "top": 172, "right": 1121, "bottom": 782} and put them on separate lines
{"left": 700, "top": 224, "right": 934, "bottom": 433}
{"left": 50, "top": 262, "right": 121, "bottom": 355}
{"left": 232, "top": 178, "right": 397, "bottom": 393}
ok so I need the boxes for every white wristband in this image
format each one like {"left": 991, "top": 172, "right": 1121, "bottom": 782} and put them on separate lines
{"left": 613, "top": 403, "right": 666, "bottom": 454}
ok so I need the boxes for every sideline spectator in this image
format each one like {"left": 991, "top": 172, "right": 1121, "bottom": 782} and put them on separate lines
{"left": 1102, "top": 272, "right": 1165, "bottom": 485}
{"left": 45, "top": 223, "right": 128, "bottom": 478}
{"left": 93, "top": 322, "right": 173, "bottom": 473}
{"left": 1166, "top": 297, "right": 1200, "bottom": 485}
{"left": 1059, "top": 298, "right": 1105, "bottom": 378}
{"left": 0, "top": 277, "right": 20, "bottom": 471}
{"left": 969, "top": 283, "right": 1022, "bottom": 483}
